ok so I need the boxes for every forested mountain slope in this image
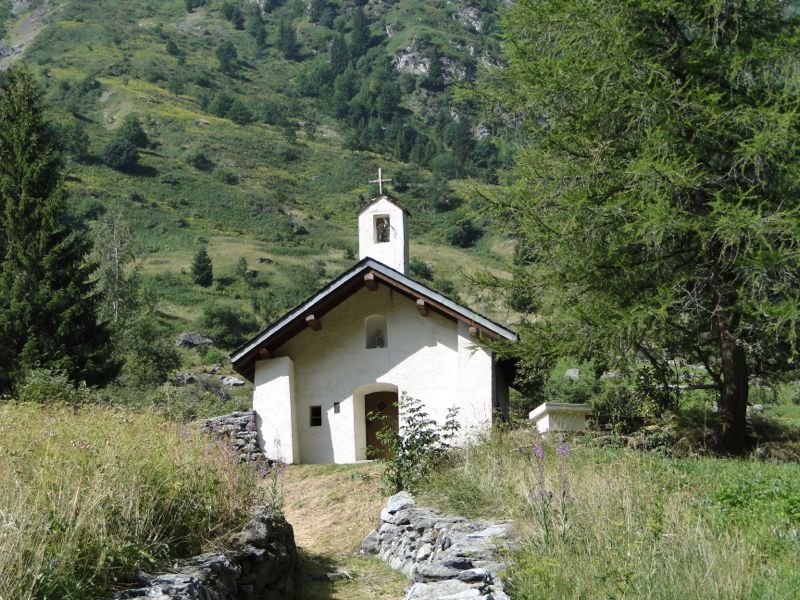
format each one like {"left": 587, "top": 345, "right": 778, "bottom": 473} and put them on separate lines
{"left": 0, "top": 0, "right": 515, "bottom": 334}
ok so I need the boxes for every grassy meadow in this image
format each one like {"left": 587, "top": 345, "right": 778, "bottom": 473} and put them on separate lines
{"left": 420, "top": 429, "right": 800, "bottom": 600}
{"left": 0, "top": 402, "right": 261, "bottom": 600}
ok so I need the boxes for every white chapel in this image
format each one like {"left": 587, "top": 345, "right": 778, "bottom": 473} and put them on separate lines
{"left": 231, "top": 174, "right": 516, "bottom": 464}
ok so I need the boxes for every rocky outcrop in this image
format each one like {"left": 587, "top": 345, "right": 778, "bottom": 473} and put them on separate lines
{"left": 362, "top": 492, "right": 511, "bottom": 600}
{"left": 205, "top": 411, "right": 265, "bottom": 464}
{"left": 176, "top": 332, "right": 214, "bottom": 348}
{"left": 115, "top": 508, "right": 298, "bottom": 600}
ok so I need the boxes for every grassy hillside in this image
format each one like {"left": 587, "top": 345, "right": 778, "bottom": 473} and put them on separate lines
{"left": 0, "top": 0, "right": 515, "bottom": 346}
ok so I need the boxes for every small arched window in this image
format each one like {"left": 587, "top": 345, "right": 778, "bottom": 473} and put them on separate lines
{"left": 365, "top": 314, "right": 387, "bottom": 349}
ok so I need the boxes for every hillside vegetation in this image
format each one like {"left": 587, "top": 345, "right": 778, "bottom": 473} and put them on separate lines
{"left": 0, "top": 401, "right": 259, "bottom": 599}
{"left": 420, "top": 430, "right": 800, "bottom": 600}
{"left": 0, "top": 0, "right": 514, "bottom": 343}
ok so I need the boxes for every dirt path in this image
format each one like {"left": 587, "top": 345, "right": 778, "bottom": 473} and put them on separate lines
{"left": 276, "top": 463, "right": 408, "bottom": 600}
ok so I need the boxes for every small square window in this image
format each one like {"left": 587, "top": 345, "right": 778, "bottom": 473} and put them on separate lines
{"left": 333, "top": 402, "right": 340, "bottom": 414}
{"left": 310, "top": 405, "right": 322, "bottom": 427}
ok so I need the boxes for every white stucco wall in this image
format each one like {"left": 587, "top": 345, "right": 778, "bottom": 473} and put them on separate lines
{"left": 455, "top": 321, "right": 494, "bottom": 441}
{"left": 252, "top": 286, "right": 500, "bottom": 463}
{"left": 358, "top": 197, "right": 409, "bottom": 274}
{"left": 253, "top": 356, "right": 299, "bottom": 463}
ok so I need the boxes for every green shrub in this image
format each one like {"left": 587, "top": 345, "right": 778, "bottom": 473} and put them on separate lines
{"left": 101, "top": 137, "right": 138, "bottom": 170}
{"left": 15, "top": 369, "right": 97, "bottom": 404}
{"left": 376, "top": 392, "right": 460, "bottom": 493}
{"left": 118, "top": 113, "right": 149, "bottom": 148}
{"left": 409, "top": 258, "right": 434, "bottom": 281}
{"left": 185, "top": 149, "right": 214, "bottom": 171}
{"left": 445, "top": 218, "right": 483, "bottom": 248}
{"left": 201, "top": 304, "right": 260, "bottom": 348}
{"left": 215, "top": 168, "right": 239, "bottom": 185}
{"left": 145, "top": 380, "right": 248, "bottom": 421}
{"left": 228, "top": 99, "right": 253, "bottom": 125}
{"left": 185, "top": 0, "right": 208, "bottom": 11}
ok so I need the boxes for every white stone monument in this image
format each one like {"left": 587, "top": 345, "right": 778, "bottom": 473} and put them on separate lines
{"left": 529, "top": 402, "right": 592, "bottom": 435}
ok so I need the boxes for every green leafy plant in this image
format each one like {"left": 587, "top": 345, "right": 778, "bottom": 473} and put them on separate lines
{"left": 375, "top": 392, "right": 460, "bottom": 493}
{"left": 101, "top": 137, "right": 138, "bottom": 170}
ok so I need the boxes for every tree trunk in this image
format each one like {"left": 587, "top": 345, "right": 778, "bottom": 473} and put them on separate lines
{"left": 717, "top": 310, "right": 749, "bottom": 453}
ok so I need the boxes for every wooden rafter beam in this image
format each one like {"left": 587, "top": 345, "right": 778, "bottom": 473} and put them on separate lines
{"left": 306, "top": 314, "right": 321, "bottom": 331}
{"left": 416, "top": 299, "right": 429, "bottom": 317}
{"left": 364, "top": 272, "right": 379, "bottom": 292}
{"left": 257, "top": 347, "right": 270, "bottom": 358}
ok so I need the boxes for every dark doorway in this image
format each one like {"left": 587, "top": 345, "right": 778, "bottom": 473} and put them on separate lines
{"left": 365, "top": 391, "right": 399, "bottom": 459}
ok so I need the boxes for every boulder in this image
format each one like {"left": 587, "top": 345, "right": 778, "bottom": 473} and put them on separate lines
{"left": 175, "top": 332, "right": 214, "bottom": 348}
{"left": 221, "top": 376, "right": 246, "bottom": 387}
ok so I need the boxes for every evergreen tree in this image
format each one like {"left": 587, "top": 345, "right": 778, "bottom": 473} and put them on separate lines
{"left": 215, "top": 40, "right": 238, "bottom": 75}
{"left": 277, "top": 16, "right": 298, "bottom": 59}
{"left": 329, "top": 34, "right": 349, "bottom": 75}
{"left": 191, "top": 246, "right": 213, "bottom": 287}
{"left": 246, "top": 5, "right": 266, "bottom": 48}
{"left": 349, "top": 7, "right": 370, "bottom": 58}
{"left": 422, "top": 46, "right": 444, "bottom": 91}
{"left": 493, "top": 0, "right": 800, "bottom": 452}
{"left": 0, "top": 66, "right": 115, "bottom": 391}
{"left": 118, "top": 113, "right": 149, "bottom": 148}
{"left": 221, "top": 1, "right": 245, "bottom": 29}
{"left": 309, "top": 0, "right": 326, "bottom": 23}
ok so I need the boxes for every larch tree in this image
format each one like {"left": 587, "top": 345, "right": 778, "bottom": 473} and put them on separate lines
{"left": 490, "top": 0, "right": 800, "bottom": 452}
{"left": 0, "top": 66, "right": 115, "bottom": 391}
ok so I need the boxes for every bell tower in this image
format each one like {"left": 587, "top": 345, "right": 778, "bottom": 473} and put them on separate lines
{"left": 358, "top": 169, "right": 409, "bottom": 274}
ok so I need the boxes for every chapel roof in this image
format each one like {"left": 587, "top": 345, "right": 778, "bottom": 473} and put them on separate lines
{"left": 230, "top": 257, "right": 517, "bottom": 382}
{"left": 356, "top": 193, "right": 409, "bottom": 215}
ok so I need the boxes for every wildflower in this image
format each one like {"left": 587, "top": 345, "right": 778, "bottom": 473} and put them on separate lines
{"left": 555, "top": 443, "right": 570, "bottom": 457}
{"left": 532, "top": 444, "right": 545, "bottom": 460}
{"left": 257, "top": 464, "right": 271, "bottom": 479}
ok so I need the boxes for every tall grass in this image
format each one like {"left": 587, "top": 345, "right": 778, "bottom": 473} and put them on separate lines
{"left": 0, "top": 402, "right": 260, "bottom": 600}
{"left": 420, "top": 429, "right": 800, "bottom": 600}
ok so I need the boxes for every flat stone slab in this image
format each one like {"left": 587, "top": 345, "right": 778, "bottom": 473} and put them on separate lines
{"left": 405, "top": 580, "right": 488, "bottom": 599}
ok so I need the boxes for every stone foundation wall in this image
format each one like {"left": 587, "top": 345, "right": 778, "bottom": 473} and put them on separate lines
{"left": 205, "top": 411, "right": 264, "bottom": 464}
{"left": 362, "top": 492, "right": 511, "bottom": 600}
{"left": 114, "top": 508, "right": 298, "bottom": 600}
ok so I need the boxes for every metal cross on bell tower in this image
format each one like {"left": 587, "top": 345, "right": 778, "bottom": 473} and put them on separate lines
{"left": 369, "top": 168, "right": 392, "bottom": 196}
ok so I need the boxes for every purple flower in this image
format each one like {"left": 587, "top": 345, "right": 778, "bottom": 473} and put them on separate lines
{"left": 555, "top": 443, "right": 570, "bottom": 457}
{"left": 532, "top": 444, "right": 545, "bottom": 460}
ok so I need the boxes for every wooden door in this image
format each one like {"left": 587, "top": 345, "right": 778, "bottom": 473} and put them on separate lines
{"left": 365, "top": 391, "right": 398, "bottom": 459}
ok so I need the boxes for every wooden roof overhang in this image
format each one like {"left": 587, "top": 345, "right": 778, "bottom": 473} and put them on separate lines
{"left": 230, "top": 258, "right": 517, "bottom": 382}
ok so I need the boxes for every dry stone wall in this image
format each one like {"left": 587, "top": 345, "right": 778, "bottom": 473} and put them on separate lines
{"left": 114, "top": 508, "right": 298, "bottom": 600}
{"left": 362, "top": 492, "right": 512, "bottom": 600}
{"left": 205, "top": 411, "right": 265, "bottom": 464}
